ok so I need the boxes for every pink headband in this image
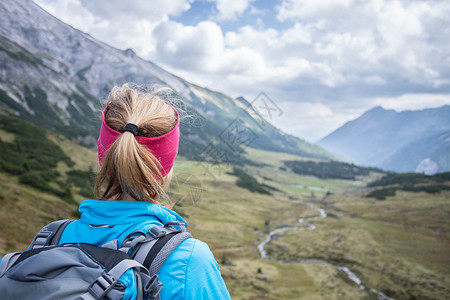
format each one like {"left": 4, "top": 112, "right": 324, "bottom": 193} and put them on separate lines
{"left": 97, "top": 103, "right": 180, "bottom": 177}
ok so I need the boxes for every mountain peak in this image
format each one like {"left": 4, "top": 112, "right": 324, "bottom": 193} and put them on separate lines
{"left": 363, "top": 105, "right": 396, "bottom": 116}
{"left": 123, "top": 48, "right": 136, "bottom": 57}
{"left": 369, "top": 105, "right": 384, "bottom": 111}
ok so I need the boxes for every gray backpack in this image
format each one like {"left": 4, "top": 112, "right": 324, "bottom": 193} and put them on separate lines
{"left": 0, "top": 220, "right": 192, "bottom": 300}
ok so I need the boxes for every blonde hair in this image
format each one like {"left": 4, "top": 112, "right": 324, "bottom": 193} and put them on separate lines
{"left": 94, "top": 84, "right": 177, "bottom": 207}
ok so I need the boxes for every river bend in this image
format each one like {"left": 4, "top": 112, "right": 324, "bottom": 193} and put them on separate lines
{"left": 257, "top": 202, "right": 394, "bottom": 300}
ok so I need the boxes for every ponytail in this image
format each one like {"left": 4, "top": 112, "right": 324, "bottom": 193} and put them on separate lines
{"left": 94, "top": 84, "right": 177, "bottom": 206}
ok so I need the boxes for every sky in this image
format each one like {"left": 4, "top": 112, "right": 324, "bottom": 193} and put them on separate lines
{"left": 33, "top": 0, "right": 450, "bottom": 142}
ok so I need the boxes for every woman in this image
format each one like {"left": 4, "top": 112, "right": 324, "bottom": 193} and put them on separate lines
{"left": 58, "top": 84, "right": 231, "bottom": 299}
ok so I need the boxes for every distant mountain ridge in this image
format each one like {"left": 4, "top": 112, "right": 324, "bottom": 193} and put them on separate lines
{"left": 318, "top": 105, "right": 450, "bottom": 174}
{"left": 0, "top": 0, "right": 336, "bottom": 162}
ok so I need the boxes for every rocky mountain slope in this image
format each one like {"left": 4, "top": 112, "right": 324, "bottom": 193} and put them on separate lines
{"left": 0, "top": 0, "right": 335, "bottom": 162}
{"left": 318, "top": 105, "right": 450, "bottom": 174}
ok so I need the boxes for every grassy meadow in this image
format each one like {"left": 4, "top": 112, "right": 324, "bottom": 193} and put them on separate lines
{"left": 174, "top": 156, "right": 449, "bottom": 300}
{"left": 0, "top": 124, "right": 449, "bottom": 300}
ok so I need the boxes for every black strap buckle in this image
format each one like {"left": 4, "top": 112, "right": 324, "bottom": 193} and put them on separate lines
{"left": 144, "top": 274, "right": 162, "bottom": 300}
{"left": 165, "top": 221, "right": 186, "bottom": 232}
{"left": 148, "top": 226, "right": 167, "bottom": 239}
{"left": 88, "top": 273, "right": 117, "bottom": 299}
{"left": 29, "top": 231, "right": 53, "bottom": 249}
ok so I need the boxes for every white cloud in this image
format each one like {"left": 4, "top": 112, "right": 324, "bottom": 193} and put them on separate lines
{"left": 276, "top": 0, "right": 450, "bottom": 88}
{"left": 153, "top": 22, "right": 316, "bottom": 84}
{"left": 225, "top": 26, "right": 279, "bottom": 49}
{"left": 34, "top": 0, "right": 450, "bottom": 98}
{"left": 153, "top": 21, "right": 225, "bottom": 71}
{"left": 277, "top": 0, "right": 354, "bottom": 22}
{"left": 31, "top": 0, "right": 450, "bottom": 141}
{"left": 279, "top": 23, "right": 312, "bottom": 46}
{"left": 364, "top": 76, "right": 386, "bottom": 85}
{"left": 373, "top": 94, "right": 450, "bottom": 111}
{"left": 208, "top": 0, "right": 255, "bottom": 20}
{"left": 34, "top": 0, "right": 101, "bottom": 32}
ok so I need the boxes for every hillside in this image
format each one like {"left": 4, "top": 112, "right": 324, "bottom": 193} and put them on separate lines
{"left": 379, "top": 130, "right": 450, "bottom": 174}
{"left": 318, "top": 105, "right": 450, "bottom": 173}
{"left": 365, "top": 172, "right": 450, "bottom": 200}
{"left": 0, "top": 0, "right": 335, "bottom": 162}
{"left": 0, "top": 116, "right": 98, "bottom": 253}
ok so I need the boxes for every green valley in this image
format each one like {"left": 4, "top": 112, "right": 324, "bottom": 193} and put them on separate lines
{"left": 0, "top": 116, "right": 448, "bottom": 300}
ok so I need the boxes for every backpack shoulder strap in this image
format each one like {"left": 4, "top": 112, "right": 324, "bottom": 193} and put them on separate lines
{"left": 117, "top": 222, "right": 192, "bottom": 300}
{"left": 145, "top": 231, "right": 192, "bottom": 276}
{"left": 130, "top": 222, "right": 192, "bottom": 276}
{"left": 49, "top": 219, "right": 73, "bottom": 245}
{"left": 29, "top": 219, "right": 74, "bottom": 249}
{"left": 134, "top": 231, "right": 191, "bottom": 300}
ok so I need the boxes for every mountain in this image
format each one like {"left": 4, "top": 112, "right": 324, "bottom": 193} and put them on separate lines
{"left": 379, "top": 130, "right": 450, "bottom": 174}
{"left": 0, "top": 0, "right": 336, "bottom": 162}
{"left": 318, "top": 105, "right": 450, "bottom": 174}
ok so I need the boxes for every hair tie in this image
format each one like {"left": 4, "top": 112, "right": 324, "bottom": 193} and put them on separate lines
{"left": 123, "top": 123, "right": 138, "bottom": 136}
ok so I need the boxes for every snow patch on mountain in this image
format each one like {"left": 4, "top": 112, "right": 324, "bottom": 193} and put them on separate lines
{"left": 415, "top": 158, "right": 439, "bottom": 175}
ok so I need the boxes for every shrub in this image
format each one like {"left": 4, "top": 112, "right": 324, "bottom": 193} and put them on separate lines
{"left": 67, "top": 169, "right": 96, "bottom": 199}
{"left": 0, "top": 115, "right": 75, "bottom": 202}
{"left": 284, "top": 160, "right": 383, "bottom": 180}
{"left": 402, "top": 185, "right": 450, "bottom": 194}
{"left": 366, "top": 188, "right": 396, "bottom": 200}
{"left": 227, "top": 167, "right": 272, "bottom": 195}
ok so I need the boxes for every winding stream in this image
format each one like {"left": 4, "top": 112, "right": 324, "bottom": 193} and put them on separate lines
{"left": 258, "top": 202, "right": 394, "bottom": 300}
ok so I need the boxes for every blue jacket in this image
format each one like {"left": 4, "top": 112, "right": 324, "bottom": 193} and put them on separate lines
{"left": 58, "top": 200, "right": 231, "bottom": 300}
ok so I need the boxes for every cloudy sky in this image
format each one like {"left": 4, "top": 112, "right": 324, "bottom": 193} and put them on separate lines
{"left": 33, "top": 0, "right": 450, "bottom": 142}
